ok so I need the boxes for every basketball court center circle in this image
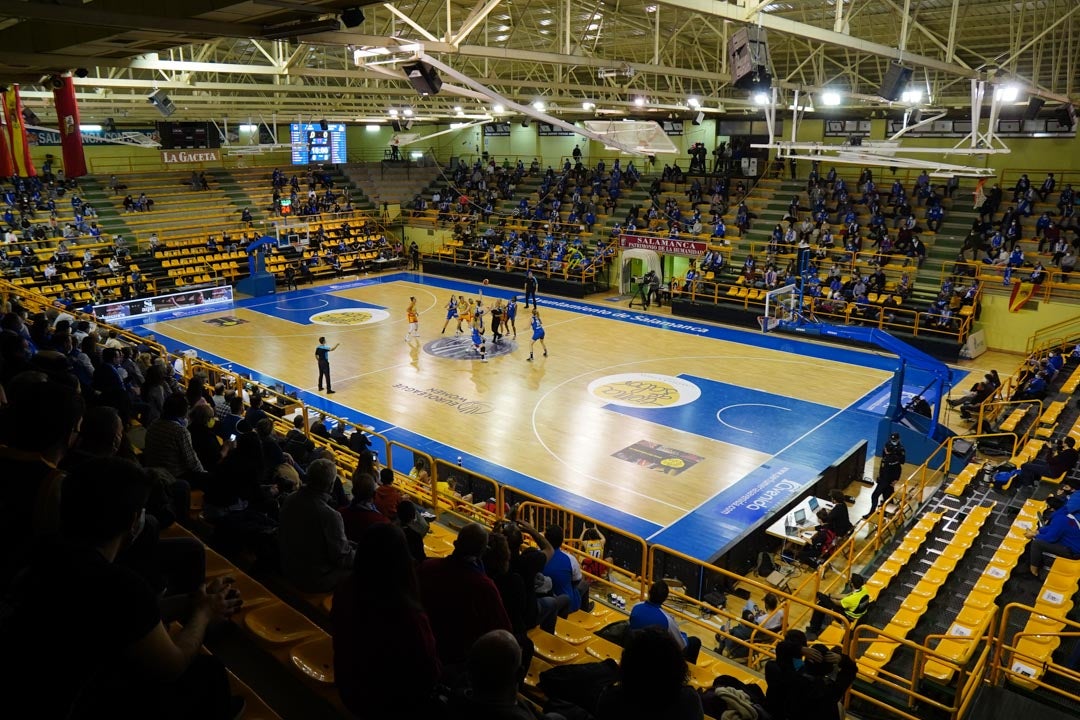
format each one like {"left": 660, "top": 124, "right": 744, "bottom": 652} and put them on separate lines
{"left": 587, "top": 373, "right": 701, "bottom": 409}
{"left": 423, "top": 336, "right": 519, "bottom": 360}
{"left": 309, "top": 308, "right": 390, "bottom": 326}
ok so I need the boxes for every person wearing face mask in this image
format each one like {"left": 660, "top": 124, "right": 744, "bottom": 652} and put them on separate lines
{"left": 765, "top": 632, "right": 856, "bottom": 720}
{"left": 0, "top": 456, "right": 244, "bottom": 719}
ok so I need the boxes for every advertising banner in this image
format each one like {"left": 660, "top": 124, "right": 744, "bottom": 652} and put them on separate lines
{"left": 160, "top": 148, "right": 222, "bottom": 164}
{"left": 618, "top": 233, "right": 707, "bottom": 256}
{"left": 96, "top": 286, "right": 233, "bottom": 322}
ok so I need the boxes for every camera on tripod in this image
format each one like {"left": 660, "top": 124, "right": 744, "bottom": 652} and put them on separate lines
{"left": 631, "top": 275, "right": 644, "bottom": 285}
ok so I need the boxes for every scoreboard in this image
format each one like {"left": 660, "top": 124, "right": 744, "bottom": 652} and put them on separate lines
{"left": 156, "top": 121, "right": 220, "bottom": 149}
{"left": 290, "top": 122, "right": 346, "bottom": 164}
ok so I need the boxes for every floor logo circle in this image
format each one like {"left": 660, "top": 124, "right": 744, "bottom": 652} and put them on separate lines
{"left": 423, "top": 336, "right": 518, "bottom": 360}
{"left": 309, "top": 308, "right": 389, "bottom": 326}
{"left": 587, "top": 373, "right": 701, "bottom": 409}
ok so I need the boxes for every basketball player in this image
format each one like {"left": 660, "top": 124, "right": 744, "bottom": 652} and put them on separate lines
{"left": 504, "top": 295, "right": 518, "bottom": 338}
{"left": 474, "top": 297, "right": 486, "bottom": 333}
{"left": 405, "top": 296, "right": 419, "bottom": 342}
{"left": 315, "top": 337, "right": 340, "bottom": 393}
{"left": 471, "top": 317, "right": 488, "bottom": 362}
{"left": 490, "top": 300, "right": 504, "bottom": 344}
{"left": 440, "top": 294, "right": 458, "bottom": 334}
{"left": 459, "top": 297, "right": 474, "bottom": 334}
{"left": 526, "top": 308, "right": 547, "bottom": 361}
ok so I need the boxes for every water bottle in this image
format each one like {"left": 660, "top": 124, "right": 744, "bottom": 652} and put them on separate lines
{"left": 457, "top": 456, "right": 463, "bottom": 467}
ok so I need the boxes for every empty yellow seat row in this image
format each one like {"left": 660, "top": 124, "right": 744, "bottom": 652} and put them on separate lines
{"left": 998, "top": 407, "right": 1029, "bottom": 434}
{"left": 1038, "top": 400, "right": 1066, "bottom": 426}
{"left": 945, "top": 463, "right": 983, "bottom": 497}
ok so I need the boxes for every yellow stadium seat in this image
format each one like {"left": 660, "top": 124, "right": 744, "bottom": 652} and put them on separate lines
{"left": 525, "top": 657, "right": 554, "bottom": 688}
{"left": 568, "top": 605, "right": 615, "bottom": 631}
{"left": 553, "top": 617, "right": 594, "bottom": 645}
{"left": 527, "top": 628, "right": 583, "bottom": 664}
{"left": 244, "top": 602, "right": 323, "bottom": 645}
{"left": 584, "top": 636, "right": 625, "bottom": 663}
{"left": 290, "top": 635, "right": 335, "bottom": 684}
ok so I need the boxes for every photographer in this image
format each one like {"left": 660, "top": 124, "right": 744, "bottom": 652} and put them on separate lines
{"left": 644, "top": 270, "right": 661, "bottom": 308}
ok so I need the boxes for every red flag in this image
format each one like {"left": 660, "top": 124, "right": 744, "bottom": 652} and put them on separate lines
{"left": 2, "top": 84, "right": 36, "bottom": 176}
{"left": 52, "top": 75, "right": 87, "bottom": 178}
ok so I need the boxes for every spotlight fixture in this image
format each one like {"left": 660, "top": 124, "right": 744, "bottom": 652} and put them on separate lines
{"left": 633, "top": 96, "right": 646, "bottom": 107}
{"left": 492, "top": 103, "right": 505, "bottom": 114}
{"left": 753, "top": 92, "right": 770, "bottom": 106}
{"left": 582, "top": 101, "right": 596, "bottom": 111}
{"left": 402, "top": 107, "right": 414, "bottom": 117}
{"left": 532, "top": 100, "right": 545, "bottom": 111}
{"left": 993, "top": 85, "right": 1019, "bottom": 102}
{"left": 820, "top": 91, "right": 842, "bottom": 106}
{"left": 687, "top": 97, "right": 700, "bottom": 108}
{"left": 900, "top": 88, "right": 923, "bottom": 104}
{"left": 388, "top": 108, "right": 399, "bottom": 117}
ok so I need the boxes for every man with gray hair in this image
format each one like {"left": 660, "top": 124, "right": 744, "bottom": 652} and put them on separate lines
{"left": 278, "top": 458, "right": 355, "bottom": 592}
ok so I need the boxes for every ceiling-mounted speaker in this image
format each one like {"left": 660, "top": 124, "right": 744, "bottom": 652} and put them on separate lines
{"left": 391, "top": 119, "right": 402, "bottom": 132}
{"left": 729, "top": 26, "right": 771, "bottom": 91}
{"left": 404, "top": 119, "right": 413, "bottom": 131}
{"left": 147, "top": 88, "right": 176, "bottom": 117}
{"left": 21, "top": 107, "right": 41, "bottom": 125}
{"left": 692, "top": 111, "right": 704, "bottom": 125}
{"left": 402, "top": 60, "right": 442, "bottom": 96}
{"left": 910, "top": 109, "right": 922, "bottom": 125}
{"left": 340, "top": 7, "right": 365, "bottom": 28}
{"left": 319, "top": 118, "right": 329, "bottom": 131}
{"left": 877, "top": 61, "right": 913, "bottom": 101}
{"left": 1024, "top": 97, "right": 1045, "bottom": 120}
{"left": 104, "top": 118, "right": 117, "bottom": 132}
{"left": 1054, "top": 103, "right": 1075, "bottom": 129}
{"left": 74, "top": 68, "right": 89, "bottom": 79}
{"left": 521, "top": 118, "right": 530, "bottom": 128}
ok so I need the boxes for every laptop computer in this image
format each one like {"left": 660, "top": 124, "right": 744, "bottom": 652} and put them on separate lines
{"left": 808, "top": 497, "right": 820, "bottom": 513}
{"left": 793, "top": 508, "right": 807, "bottom": 525}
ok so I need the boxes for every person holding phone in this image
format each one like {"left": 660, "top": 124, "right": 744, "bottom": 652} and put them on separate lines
{"left": 315, "top": 336, "right": 340, "bottom": 394}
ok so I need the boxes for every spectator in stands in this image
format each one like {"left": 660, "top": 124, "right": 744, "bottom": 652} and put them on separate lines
{"left": 418, "top": 522, "right": 512, "bottom": 671}
{"left": 278, "top": 457, "right": 354, "bottom": 593}
{"left": 448, "top": 629, "right": 539, "bottom": 720}
{"left": 596, "top": 627, "right": 703, "bottom": 720}
{"left": 718, "top": 592, "right": 784, "bottom": 658}
{"left": 0, "top": 457, "right": 242, "bottom": 719}
{"left": 340, "top": 471, "right": 389, "bottom": 541}
{"left": 0, "top": 380, "right": 84, "bottom": 585}
{"left": 374, "top": 467, "right": 403, "bottom": 519}
{"left": 332, "top": 523, "right": 440, "bottom": 719}
{"left": 1012, "top": 371, "right": 1049, "bottom": 402}
{"left": 1022, "top": 488, "right": 1080, "bottom": 577}
{"left": 396, "top": 499, "right": 428, "bottom": 563}
{"left": 187, "top": 402, "right": 223, "bottom": 472}
{"left": 766, "top": 637, "right": 856, "bottom": 720}
{"left": 543, "top": 523, "right": 593, "bottom": 615}
{"left": 143, "top": 393, "right": 205, "bottom": 486}
{"left": 806, "top": 573, "right": 870, "bottom": 639}
{"left": 1018, "top": 437, "right": 1078, "bottom": 488}
{"left": 630, "top": 580, "right": 703, "bottom": 662}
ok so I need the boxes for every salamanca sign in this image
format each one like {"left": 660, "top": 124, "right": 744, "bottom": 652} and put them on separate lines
{"left": 160, "top": 149, "right": 221, "bottom": 164}
{"left": 618, "top": 233, "right": 707, "bottom": 256}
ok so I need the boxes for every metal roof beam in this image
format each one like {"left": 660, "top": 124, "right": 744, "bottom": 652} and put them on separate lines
{"left": 659, "top": 0, "right": 978, "bottom": 79}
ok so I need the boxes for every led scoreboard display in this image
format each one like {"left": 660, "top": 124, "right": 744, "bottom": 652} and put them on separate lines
{"left": 290, "top": 123, "right": 346, "bottom": 164}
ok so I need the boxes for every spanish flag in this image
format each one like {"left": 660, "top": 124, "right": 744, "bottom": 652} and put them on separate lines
{"left": 2, "top": 84, "right": 36, "bottom": 177}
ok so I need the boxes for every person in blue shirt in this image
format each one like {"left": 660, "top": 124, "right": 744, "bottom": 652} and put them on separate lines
{"left": 1023, "top": 487, "right": 1080, "bottom": 577}
{"left": 629, "top": 581, "right": 701, "bottom": 662}
{"left": 526, "top": 308, "right": 547, "bottom": 362}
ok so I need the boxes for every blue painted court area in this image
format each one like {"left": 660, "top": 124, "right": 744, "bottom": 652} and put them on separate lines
{"left": 248, "top": 294, "right": 386, "bottom": 325}
{"left": 605, "top": 374, "right": 840, "bottom": 455}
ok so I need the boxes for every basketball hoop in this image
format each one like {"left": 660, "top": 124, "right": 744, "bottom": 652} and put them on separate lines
{"left": 758, "top": 315, "right": 781, "bottom": 333}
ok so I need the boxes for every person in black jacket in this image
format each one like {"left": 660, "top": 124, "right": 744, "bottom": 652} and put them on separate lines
{"left": 766, "top": 635, "right": 856, "bottom": 720}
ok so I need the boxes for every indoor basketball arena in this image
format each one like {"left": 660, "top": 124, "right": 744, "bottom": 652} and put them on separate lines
{"left": 0, "top": 2, "right": 1079, "bottom": 719}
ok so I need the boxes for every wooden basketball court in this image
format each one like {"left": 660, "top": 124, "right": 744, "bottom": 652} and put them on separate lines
{"left": 129, "top": 271, "right": 994, "bottom": 557}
